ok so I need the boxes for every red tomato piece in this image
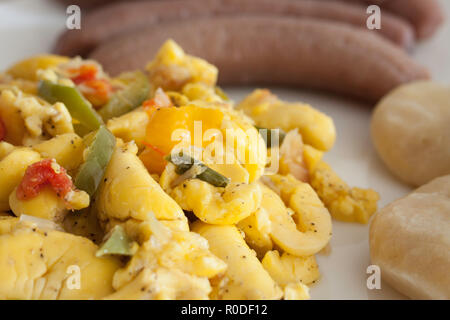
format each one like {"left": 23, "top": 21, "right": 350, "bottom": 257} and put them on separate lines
{"left": 16, "top": 159, "right": 73, "bottom": 201}
{"left": 70, "top": 64, "right": 98, "bottom": 85}
{"left": 82, "top": 78, "right": 112, "bottom": 106}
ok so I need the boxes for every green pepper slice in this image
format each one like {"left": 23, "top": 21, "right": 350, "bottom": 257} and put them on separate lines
{"left": 96, "top": 225, "right": 136, "bottom": 257}
{"left": 166, "top": 153, "right": 230, "bottom": 188}
{"left": 74, "top": 125, "right": 115, "bottom": 196}
{"left": 38, "top": 80, "right": 103, "bottom": 132}
{"left": 98, "top": 70, "right": 149, "bottom": 121}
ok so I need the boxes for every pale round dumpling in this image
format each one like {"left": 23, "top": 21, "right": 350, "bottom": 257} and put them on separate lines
{"left": 371, "top": 81, "right": 450, "bottom": 187}
{"left": 370, "top": 175, "right": 450, "bottom": 300}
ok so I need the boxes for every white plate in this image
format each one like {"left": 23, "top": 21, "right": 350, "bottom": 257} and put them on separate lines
{"left": 1, "top": 0, "right": 449, "bottom": 300}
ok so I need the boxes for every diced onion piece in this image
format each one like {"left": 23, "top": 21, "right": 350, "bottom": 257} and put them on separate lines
{"left": 19, "top": 214, "right": 63, "bottom": 231}
{"left": 171, "top": 163, "right": 207, "bottom": 188}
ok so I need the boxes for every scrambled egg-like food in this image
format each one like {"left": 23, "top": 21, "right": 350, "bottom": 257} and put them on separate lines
{"left": 0, "top": 39, "right": 379, "bottom": 300}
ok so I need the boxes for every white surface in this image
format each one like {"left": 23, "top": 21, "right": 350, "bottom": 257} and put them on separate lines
{"left": 1, "top": 0, "right": 449, "bottom": 300}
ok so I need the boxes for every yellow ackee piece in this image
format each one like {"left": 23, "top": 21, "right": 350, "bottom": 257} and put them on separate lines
{"left": 114, "top": 226, "right": 227, "bottom": 284}
{"left": 9, "top": 186, "right": 67, "bottom": 222}
{"left": 0, "top": 217, "right": 120, "bottom": 300}
{"left": 220, "top": 108, "right": 267, "bottom": 182}
{"left": 0, "top": 88, "right": 74, "bottom": 146}
{"left": 96, "top": 141, "right": 189, "bottom": 232}
{"left": 262, "top": 250, "right": 320, "bottom": 286}
{"left": 0, "top": 141, "right": 15, "bottom": 160}
{"left": 105, "top": 268, "right": 212, "bottom": 300}
{"left": 109, "top": 211, "right": 226, "bottom": 300}
{"left": 207, "top": 160, "right": 250, "bottom": 184}
{"left": 0, "top": 148, "right": 41, "bottom": 211}
{"left": 303, "top": 144, "right": 324, "bottom": 172}
{"left": 6, "top": 54, "right": 69, "bottom": 81}
{"left": 106, "top": 107, "right": 148, "bottom": 149}
{"left": 261, "top": 177, "right": 332, "bottom": 256}
{"left": 33, "top": 133, "right": 85, "bottom": 171}
{"left": 237, "top": 207, "right": 273, "bottom": 259}
{"left": 192, "top": 222, "right": 283, "bottom": 300}
{"left": 0, "top": 216, "right": 17, "bottom": 233}
{"left": 237, "top": 89, "right": 336, "bottom": 151}
{"left": 310, "top": 161, "right": 380, "bottom": 224}
{"left": 181, "top": 83, "right": 226, "bottom": 104}
{"left": 169, "top": 176, "right": 262, "bottom": 225}
{"left": 146, "top": 39, "right": 217, "bottom": 93}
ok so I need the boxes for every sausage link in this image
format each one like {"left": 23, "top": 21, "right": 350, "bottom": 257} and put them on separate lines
{"left": 89, "top": 16, "right": 429, "bottom": 103}
{"left": 54, "top": 0, "right": 415, "bottom": 56}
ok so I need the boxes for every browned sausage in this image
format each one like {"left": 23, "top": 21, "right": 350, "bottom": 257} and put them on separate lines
{"left": 54, "top": 0, "right": 415, "bottom": 57}
{"left": 89, "top": 16, "right": 429, "bottom": 103}
{"left": 340, "top": 0, "right": 445, "bottom": 39}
